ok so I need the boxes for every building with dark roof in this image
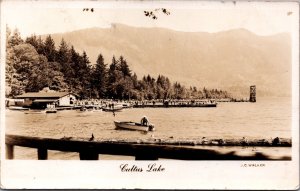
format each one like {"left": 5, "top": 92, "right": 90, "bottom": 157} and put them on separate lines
{"left": 16, "top": 88, "right": 77, "bottom": 109}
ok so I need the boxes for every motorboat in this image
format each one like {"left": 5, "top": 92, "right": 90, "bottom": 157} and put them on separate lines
{"left": 114, "top": 121, "right": 155, "bottom": 132}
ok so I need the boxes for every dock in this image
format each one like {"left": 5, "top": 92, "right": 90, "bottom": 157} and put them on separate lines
{"left": 132, "top": 101, "right": 217, "bottom": 108}
{"left": 133, "top": 103, "right": 217, "bottom": 108}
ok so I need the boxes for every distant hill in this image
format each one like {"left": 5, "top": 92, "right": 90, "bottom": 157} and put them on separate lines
{"left": 47, "top": 24, "right": 291, "bottom": 98}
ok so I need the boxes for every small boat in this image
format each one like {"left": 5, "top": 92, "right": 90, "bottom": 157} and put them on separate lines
{"left": 45, "top": 108, "right": 57, "bottom": 113}
{"left": 24, "top": 110, "right": 46, "bottom": 114}
{"left": 86, "top": 106, "right": 102, "bottom": 112}
{"left": 91, "top": 106, "right": 102, "bottom": 112}
{"left": 114, "top": 121, "right": 155, "bottom": 132}
{"left": 8, "top": 106, "right": 29, "bottom": 111}
{"left": 102, "top": 103, "right": 123, "bottom": 112}
{"left": 102, "top": 107, "right": 123, "bottom": 112}
{"left": 121, "top": 102, "right": 133, "bottom": 109}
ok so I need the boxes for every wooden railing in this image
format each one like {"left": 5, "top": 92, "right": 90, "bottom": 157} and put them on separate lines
{"left": 5, "top": 134, "right": 291, "bottom": 160}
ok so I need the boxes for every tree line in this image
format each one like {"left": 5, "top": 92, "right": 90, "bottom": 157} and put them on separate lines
{"left": 6, "top": 26, "right": 232, "bottom": 100}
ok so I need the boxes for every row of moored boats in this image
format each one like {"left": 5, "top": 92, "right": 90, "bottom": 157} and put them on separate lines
{"left": 7, "top": 102, "right": 132, "bottom": 114}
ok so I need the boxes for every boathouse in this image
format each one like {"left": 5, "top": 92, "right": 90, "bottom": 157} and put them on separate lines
{"left": 15, "top": 88, "right": 77, "bottom": 108}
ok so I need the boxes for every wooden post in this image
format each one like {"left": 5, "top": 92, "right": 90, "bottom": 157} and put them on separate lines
{"left": 249, "top": 85, "right": 256, "bottom": 102}
{"left": 38, "top": 148, "right": 48, "bottom": 160}
{"left": 79, "top": 151, "right": 99, "bottom": 160}
{"left": 6, "top": 144, "right": 14, "bottom": 159}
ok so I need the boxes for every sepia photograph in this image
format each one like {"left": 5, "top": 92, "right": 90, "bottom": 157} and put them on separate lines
{"left": 0, "top": 0, "right": 299, "bottom": 189}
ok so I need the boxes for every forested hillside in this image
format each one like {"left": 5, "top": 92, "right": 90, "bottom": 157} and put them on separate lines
{"left": 5, "top": 26, "right": 231, "bottom": 100}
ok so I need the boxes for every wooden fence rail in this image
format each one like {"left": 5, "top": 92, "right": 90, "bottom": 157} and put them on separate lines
{"left": 5, "top": 134, "right": 291, "bottom": 160}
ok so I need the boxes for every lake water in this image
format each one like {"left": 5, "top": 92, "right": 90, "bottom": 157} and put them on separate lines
{"left": 5, "top": 97, "right": 292, "bottom": 160}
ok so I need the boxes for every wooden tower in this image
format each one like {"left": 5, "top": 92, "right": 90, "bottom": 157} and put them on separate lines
{"left": 249, "top": 85, "right": 256, "bottom": 102}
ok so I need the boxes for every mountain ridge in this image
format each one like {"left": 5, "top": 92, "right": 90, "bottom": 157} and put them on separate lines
{"left": 44, "top": 23, "right": 291, "bottom": 98}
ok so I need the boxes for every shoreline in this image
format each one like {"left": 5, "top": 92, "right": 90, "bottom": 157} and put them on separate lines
{"left": 6, "top": 134, "right": 292, "bottom": 160}
{"left": 62, "top": 136, "right": 291, "bottom": 147}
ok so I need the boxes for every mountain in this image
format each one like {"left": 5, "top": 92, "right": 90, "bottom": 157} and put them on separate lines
{"left": 47, "top": 23, "right": 291, "bottom": 98}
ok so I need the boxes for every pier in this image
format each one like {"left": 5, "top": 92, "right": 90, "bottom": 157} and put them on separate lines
{"left": 132, "top": 100, "right": 217, "bottom": 108}
{"left": 6, "top": 134, "right": 291, "bottom": 160}
{"left": 133, "top": 103, "right": 217, "bottom": 108}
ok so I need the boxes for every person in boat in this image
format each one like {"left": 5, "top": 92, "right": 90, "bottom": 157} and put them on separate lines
{"left": 141, "top": 116, "right": 149, "bottom": 126}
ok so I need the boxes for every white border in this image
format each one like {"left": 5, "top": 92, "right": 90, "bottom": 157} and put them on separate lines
{"left": 0, "top": 0, "right": 299, "bottom": 189}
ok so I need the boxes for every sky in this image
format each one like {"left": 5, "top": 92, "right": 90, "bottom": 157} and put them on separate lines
{"left": 1, "top": 0, "right": 298, "bottom": 38}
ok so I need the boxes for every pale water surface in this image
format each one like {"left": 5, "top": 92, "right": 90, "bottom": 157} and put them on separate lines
{"left": 5, "top": 97, "right": 292, "bottom": 159}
